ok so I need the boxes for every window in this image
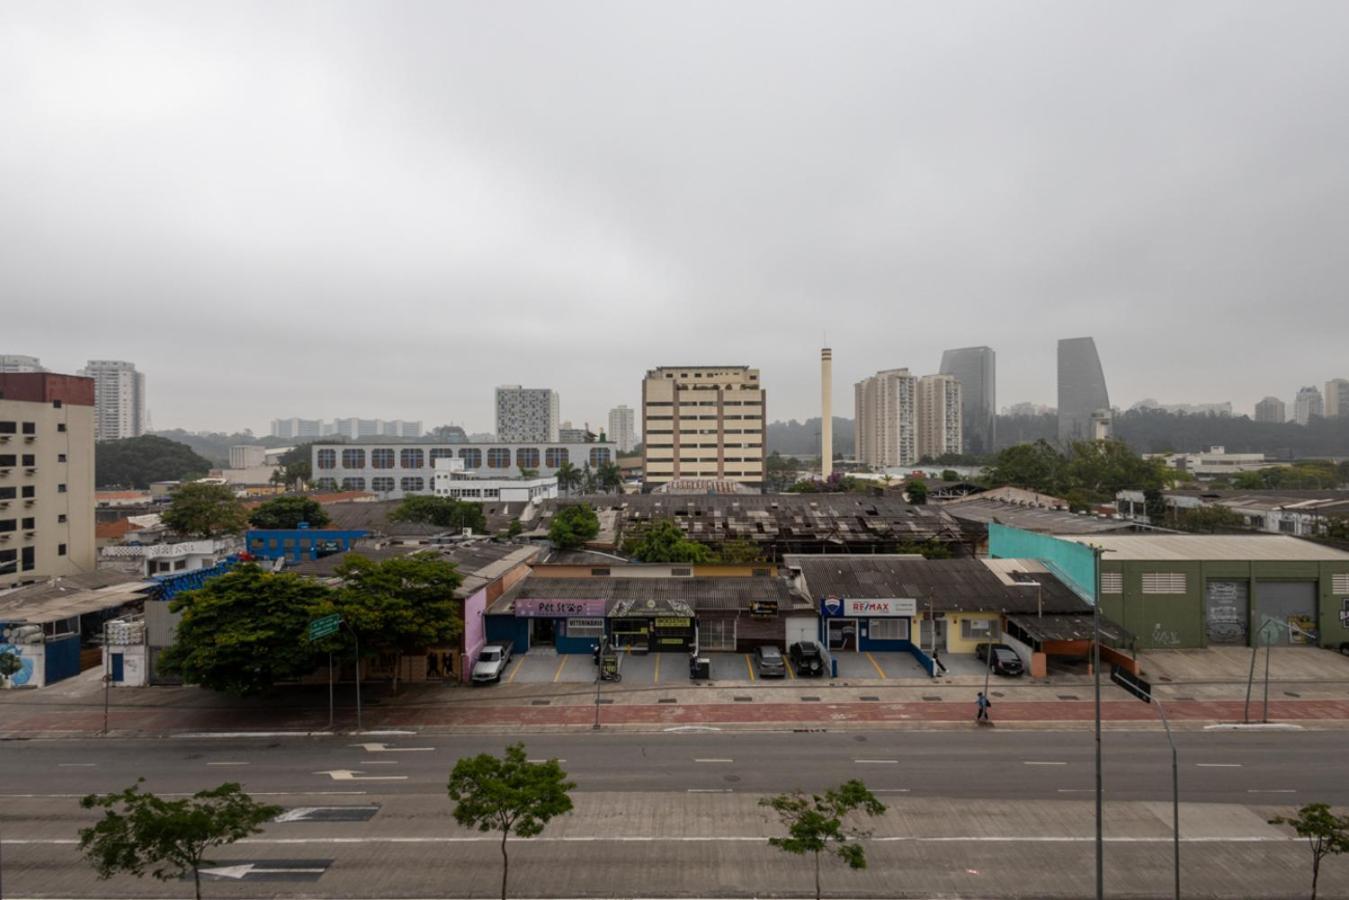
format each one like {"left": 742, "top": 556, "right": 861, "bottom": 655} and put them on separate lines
{"left": 1334, "top": 573, "right": 1349, "bottom": 594}
{"left": 371, "top": 448, "right": 395, "bottom": 469}
{"left": 430, "top": 448, "right": 455, "bottom": 464}
{"left": 21, "top": 485, "right": 34, "bottom": 498}
{"left": 57, "top": 483, "right": 67, "bottom": 493}
{"left": 516, "top": 448, "right": 540, "bottom": 469}
{"left": 57, "top": 423, "right": 66, "bottom": 432}
{"left": 1141, "top": 572, "right": 1187, "bottom": 594}
{"left": 0, "top": 487, "right": 13, "bottom": 500}
{"left": 590, "top": 567, "right": 611, "bottom": 576}
{"left": 21, "top": 422, "right": 35, "bottom": 435}
{"left": 57, "top": 453, "right": 67, "bottom": 463}
{"left": 371, "top": 477, "right": 395, "bottom": 492}
{"left": 0, "top": 520, "right": 14, "bottom": 533}
{"left": 671, "top": 567, "right": 692, "bottom": 577}
{"left": 22, "top": 454, "right": 35, "bottom": 466}
{"left": 399, "top": 448, "right": 424, "bottom": 469}
{"left": 545, "top": 447, "right": 569, "bottom": 468}
{"left": 458, "top": 448, "right": 483, "bottom": 468}
{"left": 174, "top": 559, "right": 187, "bottom": 570}
{"left": 870, "top": 618, "right": 909, "bottom": 641}
{"left": 314, "top": 477, "right": 337, "bottom": 491}
{"left": 590, "top": 447, "right": 611, "bottom": 467}
{"left": 486, "top": 448, "right": 511, "bottom": 469}
{"left": 21, "top": 546, "right": 34, "bottom": 571}
{"left": 1100, "top": 573, "right": 1123, "bottom": 594}
{"left": 341, "top": 477, "right": 367, "bottom": 491}
{"left": 316, "top": 449, "right": 337, "bottom": 470}
{"left": 0, "top": 455, "right": 15, "bottom": 467}
{"left": 341, "top": 448, "right": 366, "bottom": 468}
{"left": 960, "top": 618, "right": 1000, "bottom": 640}
{"left": 57, "top": 514, "right": 67, "bottom": 523}
{"left": 400, "top": 477, "right": 424, "bottom": 492}
{"left": 58, "top": 543, "right": 67, "bottom": 556}
{"left": 0, "top": 422, "right": 13, "bottom": 434}
{"left": 21, "top": 517, "right": 34, "bottom": 530}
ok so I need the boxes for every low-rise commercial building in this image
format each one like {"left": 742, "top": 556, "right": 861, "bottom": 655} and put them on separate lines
{"left": 1117, "top": 489, "right": 1349, "bottom": 538}
{"left": 432, "top": 458, "right": 558, "bottom": 503}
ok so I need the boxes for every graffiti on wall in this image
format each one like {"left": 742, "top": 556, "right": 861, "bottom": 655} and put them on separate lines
{"left": 1150, "top": 623, "right": 1182, "bottom": 647}
{"left": 0, "top": 641, "right": 35, "bottom": 687}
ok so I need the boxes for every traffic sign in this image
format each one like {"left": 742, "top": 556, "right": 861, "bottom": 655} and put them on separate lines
{"left": 1111, "top": 665, "right": 1152, "bottom": 703}
{"left": 307, "top": 614, "right": 342, "bottom": 640}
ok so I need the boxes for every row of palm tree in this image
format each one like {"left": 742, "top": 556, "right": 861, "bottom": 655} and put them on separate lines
{"left": 555, "top": 460, "right": 623, "bottom": 495}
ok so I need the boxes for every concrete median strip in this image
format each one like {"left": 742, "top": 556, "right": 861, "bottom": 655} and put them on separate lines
{"left": 2, "top": 834, "right": 1305, "bottom": 846}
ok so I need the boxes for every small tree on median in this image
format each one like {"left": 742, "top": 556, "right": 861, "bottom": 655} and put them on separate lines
{"left": 761, "top": 779, "right": 887, "bottom": 900}
{"left": 447, "top": 743, "right": 575, "bottom": 900}
{"left": 79, "top": 780, "right": 281, "bottom": 900}
{"left": 1269, "top": 803, "right": 1349, "bottom": 900}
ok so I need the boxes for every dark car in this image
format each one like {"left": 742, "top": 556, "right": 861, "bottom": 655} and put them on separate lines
{"left": 975, "top": 642, "right": 1025, "bottom": 677}
{"left": 755, "top": 645, "right": 786, "bottom": 678}
{"left": 789, "top": 641, "right": 825, "bottom": 677}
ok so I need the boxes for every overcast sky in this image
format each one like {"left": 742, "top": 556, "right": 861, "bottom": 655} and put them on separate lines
{"left": 3, "top": 2, "right": 1348, "bottom": 435}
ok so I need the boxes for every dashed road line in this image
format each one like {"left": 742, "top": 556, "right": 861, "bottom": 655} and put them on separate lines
{"left": 694, "top": 758, "right": 734, "bottom": 764}
{"left": 1024, "top": 761, "right": 1069, "bottom": 766}
{"left": 206, "top": 761, "right": 250, "bottom": 767}
{"left": 854, "top": 759, "right": 899, "bottom": 765}
{"left": 57, "top": 763, "right": 96, "bottom": 768}
{"left": 1196, "top": 763, "right": 1242, "bottom": 768}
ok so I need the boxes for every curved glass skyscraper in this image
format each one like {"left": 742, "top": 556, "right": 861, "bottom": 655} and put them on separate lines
{"left": 1057, "top": 337, "right": 1110, "bottom": 445}
{"left": 939, "top": 346, "right": 995, "bottom": 454}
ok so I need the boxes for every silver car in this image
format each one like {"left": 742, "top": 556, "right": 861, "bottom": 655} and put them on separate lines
{"left": 471, "top": 642, "right": 513, "bottom": 684}
{"left": 755, "top": 645, "right": 786, "bottom": 678}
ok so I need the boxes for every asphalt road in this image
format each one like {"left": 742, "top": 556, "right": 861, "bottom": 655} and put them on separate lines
{"left": 3, "top": 730, "right": 1347, "bottom": 898}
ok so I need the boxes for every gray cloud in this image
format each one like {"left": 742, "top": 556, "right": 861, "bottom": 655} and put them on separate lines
{"left": 3, "top": 1, "right": 1347, "bottom": 433}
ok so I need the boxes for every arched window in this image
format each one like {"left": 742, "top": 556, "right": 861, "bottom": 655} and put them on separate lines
{"left": 430, "top": 448, "right": 455, "bottom": 464}
{"left": 341, "top": 477, "right": 366, "bottom": 491}
{"left": 486, "top": 448, "right": 511, "bottom": 468}
{"left": 516, "top": 448, "right": 540, "bottom": 469}
{"left": 341, "top": 448, "right": 365, "bottom": 468}
{"left": 371, "top": 477, "right": 395, "bottom": 492}
{"left": 458, "top": 448, "right": 483, "bottom": 468}
{"left": 590, "top": 447, "right": 612, "bottom": 467}
{"left": 400, "top": 477, "right": 424, "bottom": 492}
{"left": 371, "top": 448, "right": 395, "bottom": 469}
{"left": 400, "top": 448, "right": 424, "bottom": 469}
{"left": 545, "top": 447, "right": 568, "bottom": 468}
{"left": 316, "top": 449, "right": 337, "bottom": 470}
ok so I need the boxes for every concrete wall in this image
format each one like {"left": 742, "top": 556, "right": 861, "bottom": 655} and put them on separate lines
{"left": 943, "top": 612, "right": 1003, "bottom": 654}
{"left": 460, "top": 586, "right": 488, "bottom": 683}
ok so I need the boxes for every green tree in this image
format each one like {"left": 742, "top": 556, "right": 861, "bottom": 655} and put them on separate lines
{"left": 596, "top": 461, "right": 623, "bottom": 493}
{"left": 906, "top": 479, "right": 928, "bottom": 505}
{"left": 506, "top": 518, "right": 524, "bottom": 538}
{"left": 95, "top": 435, "right": 213, "bottom": 489}
{"left": 161, "top": 483, "right": 248, "bottom": 539}
{"left": 1269, "top": 803, "right": 1349, "bottom": 900}
{"left": 274, "top": 442, "right": 320, "bottom": 487}
{"left": 1175, "top": 505, "right": 1247, "bottom": 534}
{"left": 761, "top": 780, "right": 887, "bottom": 900}
{"left": 79, "top": 780, "right": 281, "bottom": 900}
{"left": 988, "top": 439, "right": 1065, "bottom": 494}
{"left": 764, "top": 451, "right": 798, "bottom": 493}
{"left": 940, "top": 469, "right": 960, "bottom": 482}
{"left": 555, "top": 460, "right": 581, "bottom": 496}
{"left": 158, "top": 564, "right": 329, "bottom": 696}
{"left": 717, "top": 537, "right": 763, "bottom": 564}
{"left": 581, "top": 462, "right": 597, "bottom": 494}
{"left": 0, "top": 650, "right": 22, "bottom": 687}
{"left": 624, "top": 518, "right": 711, "bottom": 563}
{"left": 518, "top": 466, "right": 538, "bottom": 480}
{"left": 1061, "top": 439, "right": 1167, "bottom": 503}
{"left": 447, "top": 743, "right": 576, "bottom": 900}
{"left": 389, "top": 495, "right": 487, "bottom": 532}
{"left": 549, "top": 503, "right": 599, "bottom": 550}
{"left": 247, "top": 495, "right": 330, "bottom": 529}
{"left": 323, "top": 552, "right": 463, "bottom": 692}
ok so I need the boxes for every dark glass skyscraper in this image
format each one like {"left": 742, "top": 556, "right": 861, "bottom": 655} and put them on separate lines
{"left": 1057, "top": 337, "right": 1110, "bottom": 444}
{"left": 938, "top": 346, "right": 995, "bottom": 454}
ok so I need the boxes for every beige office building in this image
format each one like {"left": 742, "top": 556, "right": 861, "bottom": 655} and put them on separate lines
{"left": 1326, "top": 378, "right": 1349, "bottom": 418}
{"left": 641, "top": 366, "right": 764, "bottom": 490}
{"left": 916, "top": 373, "right": 963, "bottom": 460}
{"left": 0, "top": 373, "right": 97, "bottom": 589}
{"left": 855, "top": 368, "right": 918, "bottom": 468}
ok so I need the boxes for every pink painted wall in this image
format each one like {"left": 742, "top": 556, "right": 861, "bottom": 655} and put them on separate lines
{"left": 460, "top": 586, "right": 488, "bottom": 683}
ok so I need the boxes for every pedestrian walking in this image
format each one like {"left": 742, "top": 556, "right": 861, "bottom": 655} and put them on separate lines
{"left": 975, "top": 691, "right": 991, "bottom": 723}
{"left": 933, "top": 647, "right": 948, "bottom": 676}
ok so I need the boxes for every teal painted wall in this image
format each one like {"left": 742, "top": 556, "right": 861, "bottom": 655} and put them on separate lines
{"left": 989, "top": 524, "right": 1098, "bottom": 601}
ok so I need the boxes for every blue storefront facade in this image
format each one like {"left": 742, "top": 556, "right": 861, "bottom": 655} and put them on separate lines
{"left": 246, "top": 528, "right": 369, "bottom": 563}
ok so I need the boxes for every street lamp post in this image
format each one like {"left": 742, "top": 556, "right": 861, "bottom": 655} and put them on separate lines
{"left": 1156, "top": 698, "right": 1181, "bottom": 900}
{"left": 1092, "top": 545, "right": 1104, "bottom": 900}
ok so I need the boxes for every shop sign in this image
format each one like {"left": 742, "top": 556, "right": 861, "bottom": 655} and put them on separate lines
{"left": 749, "top": 599, "right": 778, "bottom": 618}
{"left": 514, "top": 598, "right": 606, "bottom": 618}
{"left": 821, "top": 597, "right": 916, "bottom": 617}
{"left": 568, "top": 617, "right": 606, "bottom": 630}
{"left": 654, "top": 617, "right": 691, "bottom": 628}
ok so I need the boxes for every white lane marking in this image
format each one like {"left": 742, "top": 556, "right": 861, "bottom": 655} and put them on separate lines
{"left": 694, "top": 758, "right": 733, "bottom": 763}
{"left": 528, "top": 759, "right": 566, "bottom": 764}
{"left": 57, "top": 763, "right": 96, "bottom": 768}
{"left": 314, "top": 770, "right": 407, "bottom": 782}
{"left": 1248, "top": 789, "right": 1296, "bottom": 794}
{"left": 173, "top": 731, "right": 331, "bottom": 739}
{"left": 351, "top": 742, "right": 434, "bottom": 753}
{"left": 1196, "top": 763, "right": 1242, "bottom": 768}
{"left": 853, "top": 759, "right": 899, "bottom": 764}
{"left": 206, "top": 761, "right": 250, "bottom": 767}
{"left": 1024, "top": 761, "right": 1069, "bottom": 766}
{"left": 686, "top": 788, "right": 732, "bottom": 793}
{"left": 1057, "top": 789, "right": 1095, "bottom": 793}
{"left": 874, "top": 789, "right": 910, "bottom": 793}
{"left": 360, "top": 761, "right": 399, "bottom": 766}
{"left": 201, "top": 863, "right": 326, "bottom": 879}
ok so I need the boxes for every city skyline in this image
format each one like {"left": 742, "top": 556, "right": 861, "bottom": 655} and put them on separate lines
{"left": 5, "top": 4, "right": 1349, "bottom": 433}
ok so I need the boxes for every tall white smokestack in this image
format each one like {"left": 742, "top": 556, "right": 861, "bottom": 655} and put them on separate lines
{"left": 821, "top": 347, "right": 833, "bottom": 478}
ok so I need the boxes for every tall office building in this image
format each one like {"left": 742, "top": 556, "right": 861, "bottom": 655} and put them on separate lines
{"left": 1254, "top": 396, "right": 1286, "bottom": 423}
{"left": 0, "top": 355, "right": 46, "bottom": 373}
{"left": 642, "top": 366, "right": 764, "bottom": 489}
{"left": 495, "top": 386, "right": 559, "bottom": 442}
{"left": 1056, "top": 338, "right": 1110, "bottom": 445}
{"left": 916, "top": 374, "right": 963, "bottom": 460}
{"left": 0, "top": 372, "right": 97, "bottom": 589}
{"left": 608, "top": 405, "right": 637, "bottom": 453}
{"left": 854, "top": 369, "right": 918, "bottom": 468}
{"left": 1325, "top": 379, "right": 1349, "bottom": 418}
{"left": 78, "top": 360, "right": 145, "bottom": 441}
{"left": 938, "top": 346, "right": 995, "bottom": 454}
{"left": 1294, "top": 386, "right": 1324, "bottom": 425}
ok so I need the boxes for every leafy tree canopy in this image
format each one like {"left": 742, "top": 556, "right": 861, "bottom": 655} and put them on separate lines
{"left": 623, "top": 518, "right": 711, "bottom": 563}
{"left": 80, "top": 780, "right": 281, "bottom": 900}
{"left": 987, "top": 439, "right": 1169, "bottom": 509}
{"left": 906, "top": 479, "right": 928, "bottom": 505}
{"left": 158, "top": 564, "right": 329, "bottom": 695}
{"left": 389, "top": 495, "right": 487, "bottom": 532}
{"left": 549, "top": 504, "right": 600, "bottom": 550}
{"left": 1269, "top": 802, "right": 1349, "bottom": 900}
{"left": 247, "top": 495, "right": 330, "bottom": 529}
{"left": 162, "top": 482, "right": 249, "bottom": 538}
{"left": 95, "top": 435, "right": 213, "bottom": 489}
{"left": 762, "top": 780, "right": 886, "bottom": 900}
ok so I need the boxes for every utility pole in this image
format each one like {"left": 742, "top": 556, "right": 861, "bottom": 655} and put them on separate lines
{"left": 1092, "top": 544, "right": 1104, "bottom": 900}
{"left": 101, "top": 619, "right": 111, "bottom": 737}
{"left": 1156, "top": 698, "right": 1181, "bottom": 900}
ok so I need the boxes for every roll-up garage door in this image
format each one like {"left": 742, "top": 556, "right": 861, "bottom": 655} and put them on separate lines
{"left": 1256, "top": 581, "right": 1318, "bottom": 645}
{"left": 1204, "top": 581, "right": 1248, "bottom": 645}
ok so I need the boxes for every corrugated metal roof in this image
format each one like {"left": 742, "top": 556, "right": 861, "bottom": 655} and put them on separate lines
{"left": 1053, "top": 534, "right": 1349, "bottom": 562}
{"left": 490, "top": 575, "right": 798, "bottom": 615}
{"left": 943, "top": 500, "right": 1140, "bottom": 535}
{"left": 0, "top": 577, "right": 154, "bottom": 625}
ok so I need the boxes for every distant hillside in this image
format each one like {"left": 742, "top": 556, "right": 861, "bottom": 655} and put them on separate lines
{"left": 151, "top": 429, "right": 288, "bottom": 466}
{"left": 766, "top": 417, "right": 854, "bottom": 457}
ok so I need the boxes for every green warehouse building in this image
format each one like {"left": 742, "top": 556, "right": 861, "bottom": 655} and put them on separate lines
{"left": 1052, "top": 534, "right": 1349, "bottom": 650}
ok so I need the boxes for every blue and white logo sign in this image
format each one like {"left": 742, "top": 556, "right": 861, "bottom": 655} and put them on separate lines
{"left": 821, "top": 596, "right": 842, "bottom": 616}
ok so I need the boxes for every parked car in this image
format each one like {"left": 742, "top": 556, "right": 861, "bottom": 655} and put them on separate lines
{"left": 975, "top": 642, "right": 1025, "bottom": 677}
{"left": 755, "top": 645, "right": 786, "bottom": 678}
{"left": 471, "top": 642, "right": 514, "bottom": 684}
{"left": 789, "top": 641, "right": 825, "bottom": 677}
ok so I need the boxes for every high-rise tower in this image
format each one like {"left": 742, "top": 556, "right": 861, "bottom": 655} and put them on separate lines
{"left": 1056, "top": 338, "right": 1110, "bottom": 445}
{"left": 821, "top": 348, "right": 833, "bottom": 478}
